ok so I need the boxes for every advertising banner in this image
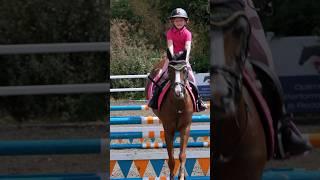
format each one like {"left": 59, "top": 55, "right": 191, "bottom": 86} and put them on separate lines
{"left": 270, "top": 36, "right": 320, "bottom": 113}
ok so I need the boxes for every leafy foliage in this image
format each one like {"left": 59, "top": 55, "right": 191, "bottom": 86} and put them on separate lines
{"left": 262, "top": 0, "right": 320, "bottom": 36}
{"left": 110, "top": 0, "right": 210, "bottom": 99}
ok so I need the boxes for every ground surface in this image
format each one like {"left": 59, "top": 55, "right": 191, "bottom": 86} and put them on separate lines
{"left": 0, "top": 123, "right": 107, "bottom": 176}
{"left": 0, "top": 99, "right": 319, "bottom": 178}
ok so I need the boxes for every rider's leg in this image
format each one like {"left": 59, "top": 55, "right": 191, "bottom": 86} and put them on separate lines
{"left": 147, "top": 58, "right": 169, "bottom": 109}
{"left": 245, "top": 0, "right": 312, "bottom": 158}
{"left": 245, "top": 0, "right": 275, "bottom": 69}
{"left": 248, "top": 58, "right": 312, "bottom": 158}
{"left": 186, "top": 63, "right": 207, "bottom": 112}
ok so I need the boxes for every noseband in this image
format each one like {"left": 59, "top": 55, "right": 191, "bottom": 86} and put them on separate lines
{"left": 211, "top": 65, "right": 242, "bottom": 82}
{"left": 211, "top": 64, "right": 243, "bottom": 112}
{"left": 168, "top": 60, "right": 188, "bottom": 93}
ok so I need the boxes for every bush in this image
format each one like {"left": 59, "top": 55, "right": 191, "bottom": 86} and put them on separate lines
{"left": 111, "top": 19, "right": 160, "bottom": 99}
{"left": 110, "top": 0, "right": 210, "bottom": 99}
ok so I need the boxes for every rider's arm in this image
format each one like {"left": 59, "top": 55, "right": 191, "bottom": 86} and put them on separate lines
{"left": 185, "top": 30, "right": 192, "bottom": 62}
{"left": 185, "top": 40, "right": 191, "bottom": 62}
{"left": 167, "top": 39, "right": 174, "bottom": 57}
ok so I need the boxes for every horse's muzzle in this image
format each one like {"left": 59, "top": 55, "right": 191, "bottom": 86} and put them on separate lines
{"left": 174, "top": 83, "right": 185, "bottom": 99}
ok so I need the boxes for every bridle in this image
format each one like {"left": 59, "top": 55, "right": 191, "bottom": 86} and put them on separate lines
{"left": 168, "top": 60, "right": 188, "bottom": 98}
{"left": 211, "top": 64, "right": 243, "bottom": 110}
{"left": 211, "top": 0, "right": 253, "bottom": 165}
{"left": 211, "top": 8, "right": 250, "bottom": 112}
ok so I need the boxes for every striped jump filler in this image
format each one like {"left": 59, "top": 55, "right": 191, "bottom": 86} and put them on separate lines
{"left": 110, "top": 142, "right": 210, "bottom": 149}
{"left": 111, "top": 105, "right": 149, "bottom": 111}
{"left": 110, "top": 150, "right": 210, "bottom": 178}
{"left": 142, "top": 130, "right": 165, "bottom": 139}
{"left": 110, "top": 104, "right": 210, "bottom": 111}
{"left": 110, "top": 115, "right": 210, "bottom": 125}
{"left": 143, "top": 142, "right": 164, "bottom": 148}
{"left": 142, "top": 116, "right": 161, "bottom": 124}
{"left": 110, "top": 130, "right": 210, "bottom": 139}
{"left": 110, "top": 158, "right": 210, "bottom": 178}
{"left": 110, "top": 102, "right": 210, "bottom": 179}
{"left": 111, "top": 177, "right": 210, "bottom": 180}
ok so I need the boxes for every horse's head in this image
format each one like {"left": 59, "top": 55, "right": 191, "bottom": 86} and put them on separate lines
{"left": 168, "top": 59, "right": 188, "bottom": 100}
{"left": 211, "top": 5, "right": 251, "bottom": 115}
{"left": 211, "top": 1, "right": 269, "bottom": 172}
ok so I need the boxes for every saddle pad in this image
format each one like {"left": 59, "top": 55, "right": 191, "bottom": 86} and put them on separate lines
{"left": 146, "top": 70, "right": 166, "bottom": 100}
{"left": 146, "top": 60, "right": 169, "bottom": 100}
{"left": 242, "top": 68, "right": 274, "bottom": 160}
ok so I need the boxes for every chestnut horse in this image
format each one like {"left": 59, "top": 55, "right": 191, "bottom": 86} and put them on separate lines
{"left": 211, "top": 0, "right": 273, "bottom": 179}
{"left": 146, "top": 57, "right": 193, "bottom": 180}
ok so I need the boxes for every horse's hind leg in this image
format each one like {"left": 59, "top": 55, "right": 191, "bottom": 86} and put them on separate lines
{"left": 164, "top": 127, "right": 175, "bottom": 180}
{"left": 178, "top": 125, "right": 191, "bottom": 180}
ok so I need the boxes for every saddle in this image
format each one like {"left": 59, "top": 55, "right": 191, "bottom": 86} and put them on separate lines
{"left": 146, "top": 56, "right": 198, "bottom": 112}
{"left": 249, "top": 60, "right": 285, "bottom": 124}
{"left": 243, "top": 59, "right": 286, "bottom": 159}
{"left": 147, "top": 76, "right": 197, "bottom": 112}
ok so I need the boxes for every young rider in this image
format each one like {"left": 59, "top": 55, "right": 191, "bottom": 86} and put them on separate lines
{"left": 148, "top": 8, "right": 207, "bottom": 112}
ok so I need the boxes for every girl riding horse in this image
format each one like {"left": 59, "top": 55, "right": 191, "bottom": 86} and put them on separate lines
{"left": 147, "top": 8, "right": 207, "bottom": 112}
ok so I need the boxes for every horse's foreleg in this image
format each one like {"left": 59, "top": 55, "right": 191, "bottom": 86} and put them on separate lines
{"left": 165, "top": 128, "right": 175, "bottom": 180}
{"left": 179, "top": 125, "right": 191, "bottom": 180}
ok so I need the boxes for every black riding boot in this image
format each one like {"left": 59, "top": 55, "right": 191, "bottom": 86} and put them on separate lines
{"left": 148, "top": 87, "right": 161, "bottom": 109}
{"left": 189, "top": 82, "right": 207, "bottom": 112}
{"left": 277, "top": 113, "right": 312, "bottom": 158}
{"left": 197, "top": 96, "right": 207, "bottom": 112}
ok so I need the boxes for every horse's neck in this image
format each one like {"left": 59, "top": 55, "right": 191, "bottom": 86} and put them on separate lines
{"left": 152, "top": 58, "right": 166, "bottom": 70}
{"left": 150, "top": 58, "right": 168, "bottom": 78}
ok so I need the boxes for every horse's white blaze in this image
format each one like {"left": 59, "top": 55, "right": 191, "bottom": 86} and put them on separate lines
{"left": 175, "top": 70, "right": 181, "bottom": 84}
{"left": 175, "top": 70, "right": 182, "bottom": 96}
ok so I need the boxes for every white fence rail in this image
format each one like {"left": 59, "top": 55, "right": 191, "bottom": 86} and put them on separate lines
{"left": 0, "top": 83, "right": 108, "bottom": 96}
{"left": 0, "top": 42, "right": 109, "bottom": 96}
{"left": 110, "top": 88, "right": 144, "bottom": 93}
{"left": 111, "top": 74, "right": 148, "bottom": 93}
{"left": 0, "top": 42, "right": 109, "bottom": 54}
{"left": 110, "top": 74, "right": 148, "bottom": 79}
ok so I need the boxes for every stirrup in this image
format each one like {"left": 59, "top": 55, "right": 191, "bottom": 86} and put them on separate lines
{"left": 197, "top": 100, "right": 207, "bottom": 112}
{"left": 274, "top": 131, "right": 287, "bottom": 159}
